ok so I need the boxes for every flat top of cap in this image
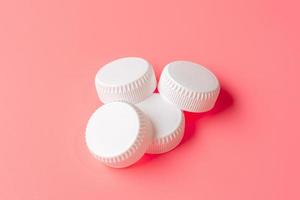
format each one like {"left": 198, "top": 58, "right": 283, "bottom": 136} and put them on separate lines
{"left": 96, "top": 57, "right": 150, "bottom": 86}
{"left": 167, "top": 61, "right": 219, "bottom": 92}
{"left": 137, "top": 94, "right": 182, "bottom": 138}
{"left": 85, "top": 102, "right": 140, "bottom": 158}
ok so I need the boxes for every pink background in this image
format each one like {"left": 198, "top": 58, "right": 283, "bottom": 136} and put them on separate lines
{"left": 1, "top": 0, "right": 299, "bottom": 199}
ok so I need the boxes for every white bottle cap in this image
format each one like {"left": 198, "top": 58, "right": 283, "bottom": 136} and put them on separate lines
{"left": 158, "top": 61, "right": 220, "bottom": 112}
{"left": 85, "top": 102, "right": 153, "bottom": 168}
{"left": 95, "top": 57, "right": 157, "bottom": 104}
{"left": 137, "top": 93, "right": 185, "bottom": 154}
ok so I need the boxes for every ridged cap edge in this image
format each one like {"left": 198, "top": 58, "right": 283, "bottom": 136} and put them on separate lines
{"left": 158, "top": 67, "right": 220, "bottom": 112}
{"left": 96, "top": 66, "right": 157, "bottom": 104}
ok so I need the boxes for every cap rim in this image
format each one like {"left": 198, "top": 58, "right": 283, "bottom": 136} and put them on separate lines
{"left": 158, "top": 67, "right": 220, "bottom": 112}
{"left": 96, "top": 66, "right": 157, "bottom": 104}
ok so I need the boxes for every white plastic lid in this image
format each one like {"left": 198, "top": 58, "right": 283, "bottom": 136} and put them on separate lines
{"left": 85, "top": 102, "right": 153, "bottom": 168}
{"left": 158, "top": 61, "right": 220, "bottom": 112}
{"left": 95, "top": 57, "right": 156, "bottom": 104}
{"left": 137, "top": 94, "right": 185, "bottom": 154}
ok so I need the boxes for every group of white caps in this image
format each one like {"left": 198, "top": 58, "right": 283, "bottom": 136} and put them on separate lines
{"left": 86, "top": 57, "right": 220, "bottom": 168}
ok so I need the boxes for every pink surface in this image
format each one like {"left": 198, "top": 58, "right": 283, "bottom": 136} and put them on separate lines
{"left": 0, "top": 0, "right": 299, "bottom": 199}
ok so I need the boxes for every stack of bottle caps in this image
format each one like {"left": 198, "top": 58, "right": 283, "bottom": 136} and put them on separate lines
{"left": 86, "top": 57, "right": 220, "bottom": 168}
